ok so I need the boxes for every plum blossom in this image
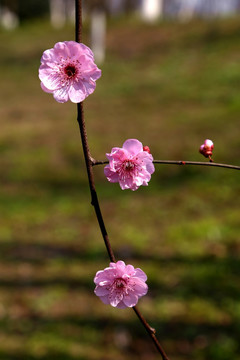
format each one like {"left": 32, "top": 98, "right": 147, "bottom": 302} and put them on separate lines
{"left": 104, "top": 139, "right": 155, "bottom": 191}
{"left": 94, "top": 260, "right": 148, "bottom": 309}
{"left": 39, "top": 41, "right": 101, "bottom": 103}
{"left": 199, "top": 139, "right": 214, "bottom": 159}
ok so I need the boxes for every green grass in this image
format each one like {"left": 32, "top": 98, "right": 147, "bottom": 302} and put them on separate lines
{"left": 0, "top": 15, "right": 240, "bottom": 360}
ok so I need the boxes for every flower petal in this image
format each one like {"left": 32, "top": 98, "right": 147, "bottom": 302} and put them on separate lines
{"left": 40, "top": 82, "right": 53, "bottom": 94}
{"left": 104, "top": 165, "right": 119, "bottom": 183}
{"left": 98, "top": 295, "right": 111, "bottom": 305}
{"left": 134, "top": 268, "right": 148, "bottom": 282}
{"left": 94, "top": 268, "right": 115, "bottom": 284}
{"left": 116, "top": 300, "right": 128, "bottom": 309}
{"left": 53, "top": 86, "right": 69, "bottom": 103}
{"left": 94, "top": 285, "right": 110, "bottom": 296}
{"left": 122, "top": 139, "right": 143, "bottom": 156}
{"left": 123, "top": 292, "right": 139, "bottom": 307}
{"left": 109, "top": 292, "right": 124, "bottom": 307}
{"left": 68, "top": 82, "right": 87, "bottom": 103}
{"left": 131, "top": 279, "right": 148, "bottom": 297}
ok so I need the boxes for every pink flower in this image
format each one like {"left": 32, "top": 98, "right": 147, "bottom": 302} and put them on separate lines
{"left": 39, "top": 41, "right": 101, "bottom": 103}
{"left": 94, "top": 261, "right": 148, "bottom": 309}
{"left": 104, "top": 139, "right": 155, "bottom": 191}
{"left": 199, "top": 139, "right": 214, "bottom": 158}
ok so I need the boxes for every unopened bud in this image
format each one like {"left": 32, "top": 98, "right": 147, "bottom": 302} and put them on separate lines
{"left": 143, "top": 145, "right": 151, "bottom": 154}
{"left": 199, "top": 139, "right": 214, "bottom": 158}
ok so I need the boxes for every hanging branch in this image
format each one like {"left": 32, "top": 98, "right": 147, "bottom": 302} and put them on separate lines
{"left": 75, "top": 0, "right": 115, "bottom": 264}
{"left": 75, "top": 0, "right": 169, "bottom": 359}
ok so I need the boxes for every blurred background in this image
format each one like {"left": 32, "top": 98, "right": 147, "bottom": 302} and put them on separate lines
{"left": 0, "top": 0, "right": 240, "bottom": 359}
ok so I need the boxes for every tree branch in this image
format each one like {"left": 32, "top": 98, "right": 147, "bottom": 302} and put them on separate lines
{"left": 92, "top": 158, "right": 240, "bottom": 170}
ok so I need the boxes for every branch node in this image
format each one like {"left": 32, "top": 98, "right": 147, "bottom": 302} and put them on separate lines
{"left": 90, "top": 156, "right": 96, "bottom": 166}
{"left": 150, "top": 326, "right": 156, "bottom": 334}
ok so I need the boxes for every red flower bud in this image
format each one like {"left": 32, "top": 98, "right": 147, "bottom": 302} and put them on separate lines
{"left": 143, "top": 145, "right": 151, "bottom": 154}
{"left": 199, "top": 139, "right": 214, "bottom": 158}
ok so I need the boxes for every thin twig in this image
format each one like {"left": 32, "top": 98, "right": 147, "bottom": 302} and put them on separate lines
{"left": 92, "top": 159, "right": 240, "bottom": 170}
{"left": 153, "top": 160, "right": 240, "bottom": 170}
{"left": 133, "top": 306, "right": 170, "bottom": 360}
{"left": 75, "top": 1, "right": 169, "bottom": 358}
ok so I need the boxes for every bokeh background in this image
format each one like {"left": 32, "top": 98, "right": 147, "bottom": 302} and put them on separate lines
{"left": 0, "top": 1, "right": 240, "bottom": 359}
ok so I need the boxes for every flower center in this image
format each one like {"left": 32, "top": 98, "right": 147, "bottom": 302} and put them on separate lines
{"left": 114, "top": 278, "right": 126, "bottom": 289}
{"left": 64, "top": 65, "right": 76, "bottom": 78}
{"left": 124, "top": 160, "right": 135, "bottom": 171}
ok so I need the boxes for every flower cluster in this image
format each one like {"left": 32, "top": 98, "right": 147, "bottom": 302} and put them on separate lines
{"left": 104, "top": 139, "right": 155, "bottom": 191}
{"left": 94, "top": 261, "right": 148, "bottom": 309}
{"left": 39, "top": 45, "right": 150, "bottom": 308}
{"left": 39, "top": 42, "right": 218, "bottom": 312}
{"left": 39, "top": 41, "right": 101, "bottom": 103}
{"left": 199, "top": 139, "right": 214, "bottom": 159}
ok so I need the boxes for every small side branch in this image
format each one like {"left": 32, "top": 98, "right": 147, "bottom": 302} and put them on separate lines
{"left": 153, "top": 160, "right": 240, "bottom": 170}
{"left": 92, "top": 159, "right": 240, "bottom": 171}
